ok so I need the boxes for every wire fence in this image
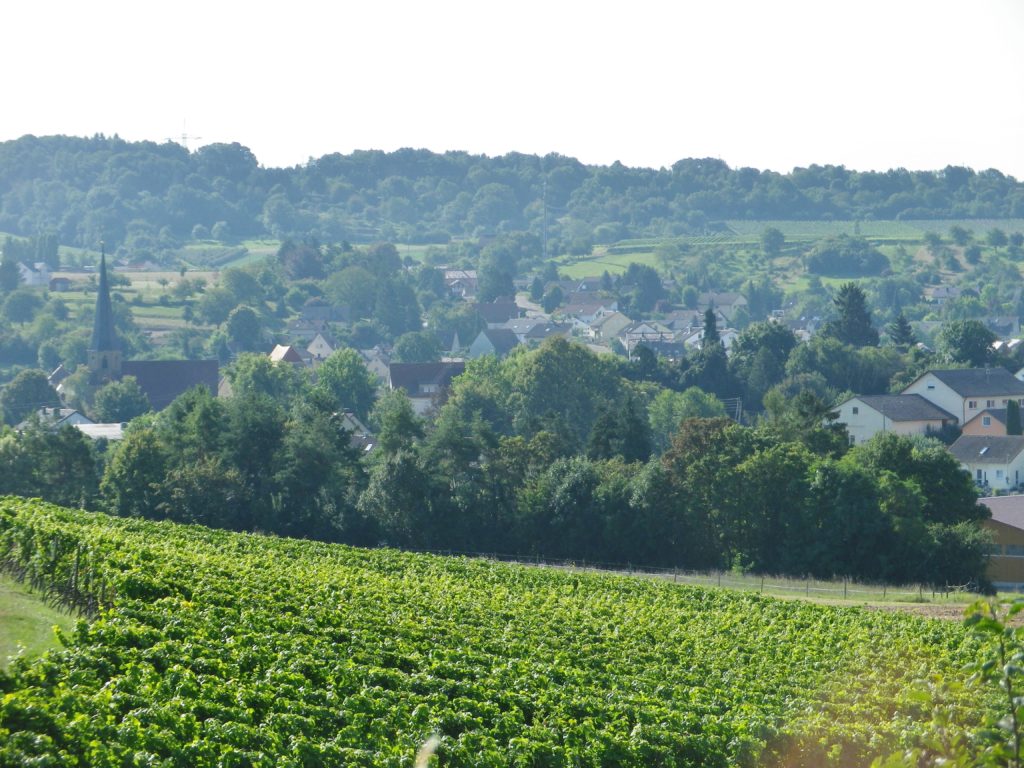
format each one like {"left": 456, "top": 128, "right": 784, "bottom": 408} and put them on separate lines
{"left": 404, "top": 547, "right": 980, "bottom": 605}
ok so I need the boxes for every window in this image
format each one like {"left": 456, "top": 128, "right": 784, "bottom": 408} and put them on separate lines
{"left": 1007, "top": 544, "right": 1024, "bottom": 557}
{"left": 851, "top": 406, "right": 859, "bottom": 415}
{"left": 969, "top": 400, "right": 978, "bottom": 409}
{"left": 997, "top": 469, "right": 1004, "bottom": 480}
{"left": 987, "top": 399, "right": 996, "bottom": 408}
{"left": 1004, "top": 399, "right": 1010, "bottom": 406}
{"left": 927, "top": 383, "right": 935, "bottom": 390}
{"left": 984, "top": 416, "right": 992, "bottom": 427}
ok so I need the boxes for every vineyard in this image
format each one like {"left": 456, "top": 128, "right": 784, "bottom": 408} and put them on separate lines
{"left": 0, "top": 498, "right": 1000, "bottom": 767}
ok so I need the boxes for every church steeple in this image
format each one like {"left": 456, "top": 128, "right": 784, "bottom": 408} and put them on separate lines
{"left": 88, "top": 244, "right": 122, "bottom": 383}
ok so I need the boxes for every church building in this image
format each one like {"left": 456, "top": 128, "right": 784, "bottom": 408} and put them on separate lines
{"left": 88, "top": 250, "right": 219, "bottom": 410}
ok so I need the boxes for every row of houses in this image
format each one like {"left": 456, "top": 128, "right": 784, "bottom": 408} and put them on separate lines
{"left": 837, "top": 368, "right": 1024, "bottom": 492}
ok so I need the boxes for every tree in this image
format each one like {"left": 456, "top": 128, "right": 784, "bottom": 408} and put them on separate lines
{"left": 226, "top": 304, "right": 263, "bottom": 351}
{"left": 196, "top": 287, "right": 236, "bottom": 325}
{"left": 3, "top": 289, "right": 42, "bottom": 325}
{"left": 225, "top": 353, "right": 308, "bottom": 404}
{"left": 937, "top": 319, "right": 996, "bottom": 367}
{"left": 92, "top": 376, "right": 151, "bottom": 422}
{"left": 760, "top": 226, "right": 784, "bottom": 258}
{"left": 648, "top": 387, "right": 726, "bottom": 453}
{"left": 1, "top": 370, "right": 60, "bottom": 425}
{"left": 541, "top": 285, "right": 563, "bottom": 314}
{"left": 314, "top": 348, "right": 378, "bottom": 420}
{"left": 923, "top": 231, "right": 943, "bottom": 255}
{"left": 392, "top": 330, "right": 442, "bottom": 363}
{"left": 529, "top": 276, "right": 544, "bottom": 302}
{"left": 820, "top": 282, "right": 879, "bottom": 347}
{"left": 0, "top": 245, "right": 22, "bottom": 293}
{"left": 987, "top": 228, "right": 1009, "bottom": 248}
{"left": 886, "top": 312, "right": 917, "bottom": 348}
{"left": 1007, "top": 400, "right": 1022, "bottom": 436}
{"left": 949, "top": 225, "right": 972, "bottom": 246}
{"left": 370, "top": 389, "right": 424, "bottom": 454}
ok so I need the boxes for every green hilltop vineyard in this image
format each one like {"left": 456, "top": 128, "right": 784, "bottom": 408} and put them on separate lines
{"left": 0, "top": 498, "right": 997, "bottom": 766}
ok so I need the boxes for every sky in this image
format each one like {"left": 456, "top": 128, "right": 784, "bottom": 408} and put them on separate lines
{"left": 4, "top": 0, "right": 1023, "bottom": 177}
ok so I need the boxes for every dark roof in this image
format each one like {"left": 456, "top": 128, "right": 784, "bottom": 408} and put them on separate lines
{"left": 474, "top": 328, "right": 519, "bottom": 357}
{"left": 90, "top": 250, "right": 118, "bottom": 352}
{"left": 922, "top": 369, "right": 1024, "bottom": 397}
{"left": 980, "top": 495, "right": 1024, "bottom": 530}
{"left": 524, "top": 322, "right": 571, "bottom": 340}
{"left": 854, "top": 394, "right": 956, "bottom": 422}
{"left": 388, "top": 361, "right": 465, "bottom": 396}
{"left": 473, "top": 301, "right": 521, "bottom": 324}
{"left": 949, "top": 435, "right": 1024, "bottom": 465}
{"left": 121, "top": 359, "right": 220, "bottom": 410}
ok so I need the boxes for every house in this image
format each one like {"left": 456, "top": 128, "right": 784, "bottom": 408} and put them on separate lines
{"left": 75, "top": 422, "right": 126, "bottom": 441}
{"left": 835, "top": 394, "right": 958, "bottom": 445}
{"left": 681, "top": 327, "right": 741, "bottom": 353}
{"left": 979, "top": 495, "right": 1024, "bottom": 590}
{"left": 558, "top": 301, "right": 618, "bottom": 326}
{"left": 17, "top": 407, "right": 94, "bottom": 431}
{"left": 697, "top": 292, "right": 748, "bottom": 322}
{"left": 632, "top": 339, "right": 687, "bottom": 361}
{"left": 986, "top": 317, "right": 1021, "bottom": 338}
{"left": 962, "top": 409, "right": 1010, "bottom": 437}
{"left": 949, "top": 435, "right": 1024, "bottom": 490}
{"left": 902, "top": 369, "right": 1024, "bottom": 426}
{"left": 49, "top": 276, "right": 72, "bottom": 292}
{"left": 467, "top": 328, "right": 520, "bottom": 359}
{"left": 269, "top": 345, "right": 307, "bottom": 366}
{"left": 503, "top": 318, "right": 571, "bottom": 344}
{"left": 388, "top": 361, "right": 465, "bottom": 415}
{"left": 307, "top": 333, "right": 337, "bottom": 364}
{"left": 589, "top": 311, "right": 633, "bottom": 341}
{"left": 358, "top": 347, "right": 391, "bottom": 383}
{"left": 473, "top": 300, "right": 522, "bottom": 328}
{"left": 337, "top": 410, "right": 375, "bottom": 453}
{"left": 287, "top": 317, "right": 332, "bottom": 343}
{"left": 17, "top": 262, "right": 50, "bottom": 287}
{"left": 442, "top": 269, "right": 478, "bottom": 298}
{"left": 661, "top": 308, "right": 728, "bottom": 333}
{"left": 923, "top": 286, "right": 962, "bottom": 304}
{"left": 433, "top": 329, "right": 464, "bottom": 357}
{"left": 619, "top": 321, "right": 675, "bottom": 355}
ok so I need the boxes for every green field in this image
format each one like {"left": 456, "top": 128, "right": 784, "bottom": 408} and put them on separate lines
{"left": 0, "top": 497, "right": 999, "bottom": 767}
{"left": 0, "top": 571, "right": 75, "bottom": 671}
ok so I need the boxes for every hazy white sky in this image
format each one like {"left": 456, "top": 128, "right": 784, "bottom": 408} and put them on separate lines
{"left": 4, "top": 0, "right": 1023, "bottom": 177}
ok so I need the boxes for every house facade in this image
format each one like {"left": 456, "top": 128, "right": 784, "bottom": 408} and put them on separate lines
{"left": 979, "top": 495, "right": 1024, "bottom": 590}
{"left": 902, "top": 369, "right": 1024, "bottom": 426}
{"left": 962, "top": 409, "right": 1010, "bottom": 437}
{"left": 835, "top": 394, "right": 957, "bottom": 445}
{"left": 949, "top": 435, "right": 1024, "bottom": 490}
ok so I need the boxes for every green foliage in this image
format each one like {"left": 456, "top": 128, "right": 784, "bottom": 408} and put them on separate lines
{"left": 91, "top": 375, "right": 150, "bottom": 423}
{"left": 312, "top": 348, "right": 378, "bottom": 420}
{"left": 1008, "top": 400, "right": 1022, "bottom": 436}
{"left": 821, "top": 282, "right": 879, "bottom": 347}
{"left": 937, "top": 320, "right": 996, "bottom": 367}
{"left": 392, "top": 330, "right": 442, "bottom": 363}
{"left": 0, "top": 369, "right": 60, "bottom": 425}
{"left": 806, "top": 235, "right": 890, "bottom": 277}
{"left": 0, "top": 497, "right": 998, "bottom": 767}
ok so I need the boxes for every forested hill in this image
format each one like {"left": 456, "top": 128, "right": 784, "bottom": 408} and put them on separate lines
{"left": 2, "top": 134, "right": 1024, "bottom": 251}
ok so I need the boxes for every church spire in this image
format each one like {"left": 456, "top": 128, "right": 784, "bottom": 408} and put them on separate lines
{"left": 90, "top": 243, "right": 117, "bottom": 353}
{"left": 88, "top": 243, "right": 122, "bottom": 384}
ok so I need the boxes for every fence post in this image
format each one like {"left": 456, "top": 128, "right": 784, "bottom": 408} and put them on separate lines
{"left": 760, "top": 576, "right": 764, "bottom": 593}
{"left": 717, "top": 571, "right": 721, "bottom": 588}
{"left": 805, "top": 579, "right": 809, "bottom": 597}
{"left": 843, "top": 578, "right": 848, "bottom": 599}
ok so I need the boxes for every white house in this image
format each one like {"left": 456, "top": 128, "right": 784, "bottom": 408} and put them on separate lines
{"left": 307, "top": 333, "right": 337, "bottom": 365}
{"left": 902, "top": 369, "right": 1024, "bottom": 426}
{"left": 950, "top": 435, "right": 1024, "bottom": 490}
{"left": 18, "top": 262, "right": 50, "bottom": 287}
{"left": 835, "top": 394, "right": 957, "bottom": 445}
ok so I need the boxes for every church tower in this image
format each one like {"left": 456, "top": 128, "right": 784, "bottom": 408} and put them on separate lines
{"left": 87, "top": 246, "right": 122, "bottom": 384}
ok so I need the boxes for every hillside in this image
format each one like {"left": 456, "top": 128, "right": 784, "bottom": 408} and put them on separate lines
{"left": 1, "top": 136, "right": 1023, "bottom": 259}
{"left": 0, "top": 497, "right": 997, "bottom": 766}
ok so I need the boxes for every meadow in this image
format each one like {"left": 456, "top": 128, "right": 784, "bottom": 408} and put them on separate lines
{"left": 0, "top": 497, "right": 998, "bottom": 767}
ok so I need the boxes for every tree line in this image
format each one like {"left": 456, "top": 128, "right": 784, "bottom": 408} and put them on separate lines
{"left": 2, "top": 136, "right": 1023, "bottom": 258}
{"left": 0, "top": 337, "right": 991, "bottom": 587}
